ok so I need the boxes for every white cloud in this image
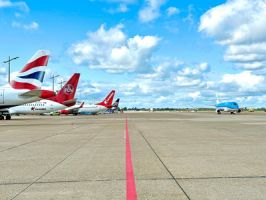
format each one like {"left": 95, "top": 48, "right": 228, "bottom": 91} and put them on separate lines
{"left": 117, "top": 4, "right": 128, "bottom": 12}
{"left": 0, "top": 0, "right": 29, "bottom": 12}
{"left": 119, "top": 61, "right": 211, "bottom": 103}
{"left": 221, "top": 71, "right": 264, "bottom": 90}
{"left": 166, "top": 6, "right": 179, "bottom": 17}
{"left": 106, "top": 3, "right": 129, "bottom": 13}
{"left": 12, "top": 21, "right": 39, "bottom": 30}
{"left": 139, "top": 0, "right": 166, "bottom": 23}
{"left": 188, "top": 91, "right": 201, "bottom": 101}
{"left": 69, "top": 24, "right": 160, "bottom": 73}
{"left": 183, "top": 4, "right": 195, "bottom": 25}
{"left": 0, "top": 67, "right": 6, "bottom": 75}
{"left": 199, "top": 0, "right": 266, "bottom": 70}
{"left": 0, "top": 67, "right": 6, "bottom": 85}
{"left": 155, "top": 95, "right": 167, "bottom": 103}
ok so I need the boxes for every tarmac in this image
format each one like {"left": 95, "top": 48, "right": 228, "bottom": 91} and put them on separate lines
{"left": 0, "top": 112, "right": 265, "bottom": 200}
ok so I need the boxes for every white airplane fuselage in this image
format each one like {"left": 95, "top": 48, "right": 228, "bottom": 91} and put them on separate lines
{"left": 78, "top": 104, "right": 108, "bottom": 115}
{"left": 0, "top": 87, "right": 42, "bottom": 112}
{"left": 8, "top": 100, "right": 67, "bottom": 115}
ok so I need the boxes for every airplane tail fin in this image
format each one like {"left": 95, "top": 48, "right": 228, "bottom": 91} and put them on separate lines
{"left": 96, "top": 90, "right": 115, "bottom": 108}
{"left": 112, "top": 98, "right": 120, "bottom": 109}
{"left": 49, "top": 73, "right": 80, "bottom": 106}
{"left": 10, "top": 50, "right": 50, "bottom": 90}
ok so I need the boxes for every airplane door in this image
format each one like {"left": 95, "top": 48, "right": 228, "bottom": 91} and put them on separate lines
{"left": 0, "top": 90, "right": 4, "bottom": 104}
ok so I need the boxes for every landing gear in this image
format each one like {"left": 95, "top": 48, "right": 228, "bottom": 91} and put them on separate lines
{"left": 230, "top": 112, "right": 235, "bottom": 114}
{"left": 217, "top": 110, "right": 221, "bottom": 114}
{"left": 0, "top": 113, "right": 12, "bottom": 120}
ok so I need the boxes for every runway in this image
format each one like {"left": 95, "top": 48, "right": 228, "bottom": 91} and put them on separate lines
{"left": 0, "top": 112, "right": 265, "bottom": 200}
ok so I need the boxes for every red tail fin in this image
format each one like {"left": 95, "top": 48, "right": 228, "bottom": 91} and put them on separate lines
{"left": 96, "top": 90, "right": 115, "bottom": 108}
{"left": 49, "top": 73, "right": 80, "bottom": 106}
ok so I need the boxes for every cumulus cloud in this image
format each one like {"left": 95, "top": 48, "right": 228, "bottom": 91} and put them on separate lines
{"left": 119, "top": 61, "right": 211, "bottom": 102}
{"left": 69, "top": 24, "right": 160, "bottom": 73}
{"left": 166, "top": 6, "right": 180, "bottom": 17}
{"left": 188, "top": 91, "right": 201, "bottom": 101}
{"left": 139, "top": 0, "right": 166, "bottom": 23}
{"left": 12, "top": 21, "right": 39, "bottom": 30}
{"left": 175, "top": 62, "right": 210, "bottom": 87}
{"left": 0, "top": 67, "right": 6, "bottom": 75}
{"left": 199, "top": 0, "right": 266, "bottom": 70}
{"left": 0, "top": 0, "right": 29, "bottom": 12}
{"left": 221, "top": 71, "right": 264, "bottom": 90}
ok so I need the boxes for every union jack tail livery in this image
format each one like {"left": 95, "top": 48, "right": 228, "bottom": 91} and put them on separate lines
{"left": 49, "top": 73, "right": 80, "bottom": 106}
{"left": 10, "top": 50, "right": 50, "bottom": 90}
{"left": 96, "top": 90, "right": 115, "bottom": 108}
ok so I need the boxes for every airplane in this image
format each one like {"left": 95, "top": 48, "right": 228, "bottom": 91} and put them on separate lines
{"left": 112, "top": 98, "right": 120, "bottom": 111}
{"left": 60, "top": 90, "right": 115, "bottom": 115}
{"left": 215, "top": 95, "right": 241, "bottom": 114}
{"left": 0, "top": 50, "right": 55, "bottom": 120}
{"left": 8, "top": 73, "right": 80, "bottom": 115}
{"left": 105, "top": 98, "right": 120, "bottom": 113}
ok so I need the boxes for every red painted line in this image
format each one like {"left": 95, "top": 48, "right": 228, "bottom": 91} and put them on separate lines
{"left": 125, "top": 117, "right": 138, "bottom": 200}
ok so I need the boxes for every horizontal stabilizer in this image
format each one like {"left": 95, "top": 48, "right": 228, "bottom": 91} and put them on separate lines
{"left": 19, "top": 89, "right": 41, "bottom": 97}
{"left": 62, "top": 99, "right": 77, "bottom": 107}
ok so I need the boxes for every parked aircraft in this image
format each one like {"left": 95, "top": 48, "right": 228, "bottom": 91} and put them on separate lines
{"left": 0, "top": 50, "right": 55, "bottom": 120}
{"left": 60, "top": 102, "right": 84, "bottom": 115}
{"left": 105, "top": 98, "right": 120, "bottom": 113}
{"left": 112, "top": 98, "right": 120, "bottom": 111}
{"left": 61, "top": 90, "right": 115, "bottom": 115}
{"left": 9, "top": 73, "right": 80, "bottom": 115}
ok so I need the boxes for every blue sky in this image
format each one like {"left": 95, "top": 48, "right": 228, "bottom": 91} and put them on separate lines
{"left": 1, "top": 0, "right": 266, "bottom": 108}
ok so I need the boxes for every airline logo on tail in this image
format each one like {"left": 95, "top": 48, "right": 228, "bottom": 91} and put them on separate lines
{"left": 64, "top": 84, "right": 74, "bottom": 94}
{"left": 48, "top": 73, "right": 80, "bottom": 106}
{"left": 10, "top": 50, "right": 50, "bottom": 90}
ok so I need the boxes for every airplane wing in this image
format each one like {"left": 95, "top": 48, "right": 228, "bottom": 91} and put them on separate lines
{"left": 60, "top": 102, "right": 85, "bottom": 115}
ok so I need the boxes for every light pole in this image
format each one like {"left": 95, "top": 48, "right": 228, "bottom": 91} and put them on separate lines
{"left": 50, "top": 74, "right": 60, "bottom": 92}
{"left": 58, "top": 80, "right": 66, "bottom": 89}
{"left": 3, "top": 56, "right": 19, "bottom": 83}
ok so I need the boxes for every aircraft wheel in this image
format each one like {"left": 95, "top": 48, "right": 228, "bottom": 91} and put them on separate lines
{"left": 6, "top": 115, "right": 11, "bottom": 120}
{"left": 217, "top": 110, "right": 221, "bottom": 114}
{"left": 230, "top": 112, "right": 235, "bottom": 115}
{"left": 0, "top": 115, "right": 4, "bottom": 120}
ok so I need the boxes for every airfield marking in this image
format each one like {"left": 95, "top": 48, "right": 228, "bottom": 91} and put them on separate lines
{"left": 125, "top": 117, "right": 138, "bottom": 200}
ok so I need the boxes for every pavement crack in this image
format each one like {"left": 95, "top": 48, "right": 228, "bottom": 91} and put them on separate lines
{"left": 135, "top": 125, "right": 192, "bottom": 200}
{"left": 10, "top": 125, "right": 106, "bottom": 200}
{"left": 0, "top": 125, "right": 81, "bottom": 153}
